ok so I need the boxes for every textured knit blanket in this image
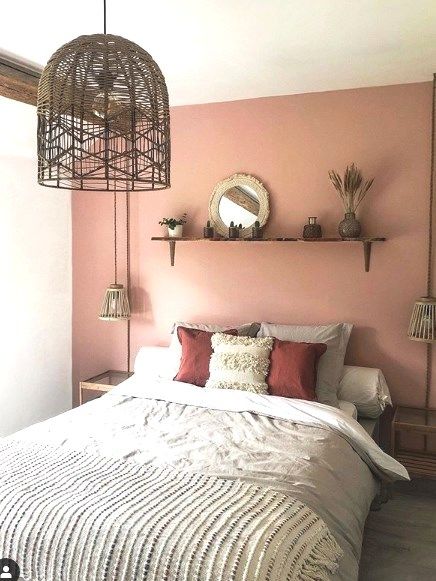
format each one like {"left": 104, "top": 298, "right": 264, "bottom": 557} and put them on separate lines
{"left": 0, "top": 441, "right": 342, "bottom": 581}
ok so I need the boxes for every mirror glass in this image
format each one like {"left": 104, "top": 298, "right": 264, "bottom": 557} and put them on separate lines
{"left": 218, "top": 185, "right": 260, "bottom": 228}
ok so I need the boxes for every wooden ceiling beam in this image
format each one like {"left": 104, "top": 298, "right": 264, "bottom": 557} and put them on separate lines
{"left": 0, "top": 57, "right": 41, "bottom": 107}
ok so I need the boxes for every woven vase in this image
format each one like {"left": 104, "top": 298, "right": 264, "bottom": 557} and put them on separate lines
{"left": 338, "top": 212, "right": 361, "bottom": 239}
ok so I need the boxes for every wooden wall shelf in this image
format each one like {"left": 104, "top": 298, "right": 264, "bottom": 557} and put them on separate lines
{"left": 151, "top": 236, "right": 386, "bottom": 271}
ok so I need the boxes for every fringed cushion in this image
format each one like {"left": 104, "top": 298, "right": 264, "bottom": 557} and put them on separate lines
{"left": 206, "top": 333, "right": 273, "bottom": 394}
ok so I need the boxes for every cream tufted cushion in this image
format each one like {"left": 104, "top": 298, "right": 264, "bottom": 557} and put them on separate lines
{"left": 206, "top": 333, "right": 273, "bottom": 394}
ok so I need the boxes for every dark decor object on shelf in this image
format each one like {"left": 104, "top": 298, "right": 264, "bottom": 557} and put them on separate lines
{"left": 251, "top": 220, "right": 263, "bottom": 239}
{"left": 303, "top": 217, "right": 322, "bottom": 239}
{"left": 203, "top": 220, "right": 214, "bottom": 238}
{"left": 329, "top": 163, "right": 374, "bottom": 239}
{"left": 338, "top": 212, "right": 362, "bottom": 239}
{"left": 228, "top": 221, "right": 240, "bottom": 239}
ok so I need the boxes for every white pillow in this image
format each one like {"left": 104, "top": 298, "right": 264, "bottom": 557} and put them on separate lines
{"left": 258, "top": 322, "right": 353, "bottom": 408}
{"left": 338, "top": 400, "right": 358, "bottom": 420}
{"left": 206, "top": 333, "right": 273, "bottom": 394}
{"left": 134, "top": 346, "right": 179, "bottom": 381}
{"left": 338, "top": 365, "right": 392, "bottom": 419}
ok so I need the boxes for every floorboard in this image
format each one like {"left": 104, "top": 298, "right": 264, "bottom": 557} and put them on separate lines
{"left": 359, "top": 479, "right": 436, "bottom": 580}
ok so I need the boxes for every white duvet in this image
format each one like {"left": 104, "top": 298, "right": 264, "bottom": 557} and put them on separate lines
{"left": 114, "top": 377, "right": 407, "bottom": 482}
{"left": 11, "top": 376, "right": 408, "bottom": 580}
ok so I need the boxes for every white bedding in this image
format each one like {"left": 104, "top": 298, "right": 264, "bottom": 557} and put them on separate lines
{"left": 112, "top": 377, "right": 406, "bottom": 481}
{"left": 10, "top": 376, "right": 408, "bottom": 580}
{"left": 336, "top": 399, "right": 357, "bottom": 419}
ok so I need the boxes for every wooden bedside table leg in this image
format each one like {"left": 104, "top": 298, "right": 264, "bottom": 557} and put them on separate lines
{"left": 390, "top": 420, "right": 396, "bottom": 457}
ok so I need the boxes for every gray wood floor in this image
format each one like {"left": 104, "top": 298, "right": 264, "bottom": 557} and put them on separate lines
{"left": 359, "top": 479, "right": 436, "bottom": 580}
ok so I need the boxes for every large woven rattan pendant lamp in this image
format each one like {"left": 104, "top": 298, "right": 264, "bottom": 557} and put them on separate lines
{"left": 407, "top": 73, "right": 436, "bottom": 409}
{"left": 37, "top": 0, "right": 170, "bottom": 191}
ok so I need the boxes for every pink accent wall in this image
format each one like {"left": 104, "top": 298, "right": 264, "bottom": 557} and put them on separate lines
{"left": 73, "top": 82, "right": 434, "bottom": 407}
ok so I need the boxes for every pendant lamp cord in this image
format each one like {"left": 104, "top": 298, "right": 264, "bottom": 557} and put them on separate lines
{"left": 427, "top": 74, "right": 436, "bottom": 298}
{"left": 114, "top": 187, "right": 117, "bottom": 284}
{"left": 425, "top": 74, "right": 436, "bottom": 412}
{"left": 114, "top": 186, "right": 131, "bottom": 373}
{"left": 126, "top": 190, "right": 131, "bottom": 373}
{"left": 103, "top": 0, "right": 107, "bottom": 34}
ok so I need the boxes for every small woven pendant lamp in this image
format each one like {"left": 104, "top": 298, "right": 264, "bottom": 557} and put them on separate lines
{"left": 37, "top": 0, "right": 170, "bottom": 191}
{"left": 99, "top": 190, "right": 131, "bottom": 321}
{"left": 407, "top": 73, "right": 436, "bottom": 409}
{"left": 99, "top": 284, "right": 130, "bottom": 321}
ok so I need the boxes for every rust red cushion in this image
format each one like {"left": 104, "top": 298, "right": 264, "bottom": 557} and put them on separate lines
{"left": 174, "top": 327, "right": 238, "bottom": 387}
{"left": 267, "top": 339, "right": 327, "bottom": 400}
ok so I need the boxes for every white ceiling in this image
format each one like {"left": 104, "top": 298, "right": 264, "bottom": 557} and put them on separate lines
{"left": 2, "top": 0, "right": 436, "bottom": 106}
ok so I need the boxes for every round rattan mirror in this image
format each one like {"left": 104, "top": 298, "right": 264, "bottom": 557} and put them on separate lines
{"left": 208, "top": 174, "right": 270, "bottom": 238}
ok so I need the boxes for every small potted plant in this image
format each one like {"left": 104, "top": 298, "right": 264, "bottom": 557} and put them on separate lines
{"left": 203, "top": 220, "right": 214, "bottom": 238}
{"left": 228, "top": 221, "right": 239, "bottom": 239}
{"left": 159, "top": 213, "right": 187, "bottom": 238}
{"left": 328, "top": 163, "right": 374, "bottom": 238}
{"left": 251, "top": 220, "right": 263, "bottom": 239}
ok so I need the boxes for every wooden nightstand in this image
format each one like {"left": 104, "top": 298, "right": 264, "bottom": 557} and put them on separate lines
{"left": 79, "top": 370, "right": 133, "bottom": 405}
{"left": 391, "top": 405, "right": 436, "bottom": 478}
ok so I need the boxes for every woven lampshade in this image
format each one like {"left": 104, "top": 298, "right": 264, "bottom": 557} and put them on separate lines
{"left": 408, "top": 297, "right": 436, "bottom": 343}
{"left": 99, "top": 284, "right": 130, "bottom": 321}
{"left": 37, "top": 34, "right": 170, "bottom": 191}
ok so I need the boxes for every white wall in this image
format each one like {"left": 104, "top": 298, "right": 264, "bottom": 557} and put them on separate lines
{"left": 0, "top": 96, "right": 72, "bottom": 436}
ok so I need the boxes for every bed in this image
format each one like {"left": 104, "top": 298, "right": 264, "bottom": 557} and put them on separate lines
{"left": 0, "top": 372, "right": 407, "bottom": 581}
